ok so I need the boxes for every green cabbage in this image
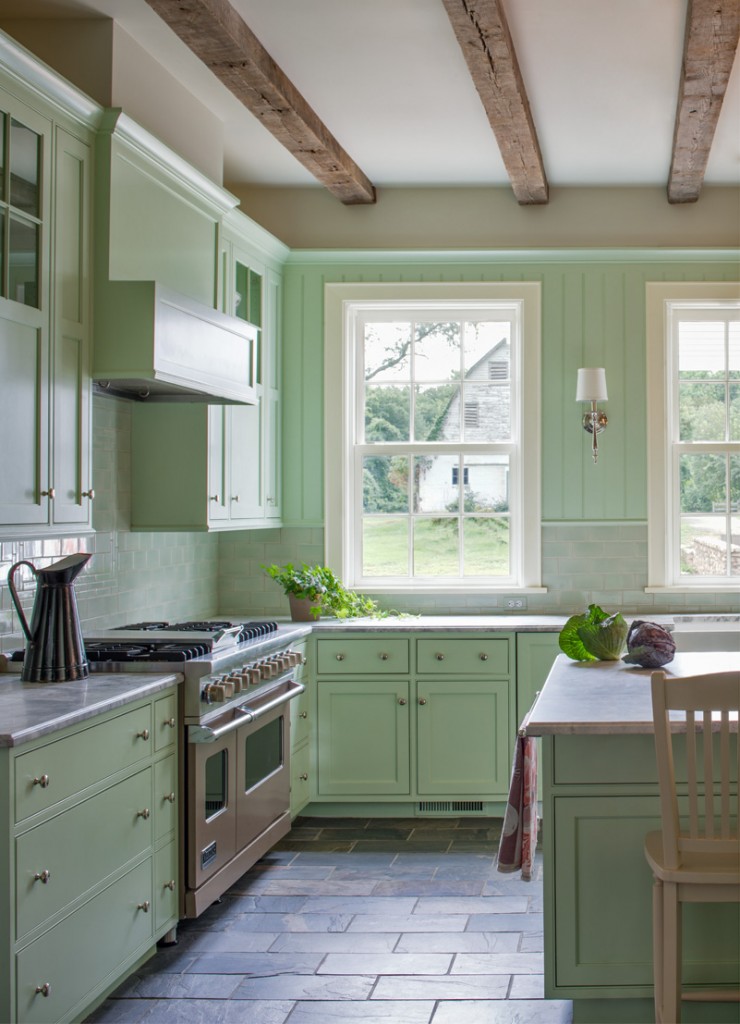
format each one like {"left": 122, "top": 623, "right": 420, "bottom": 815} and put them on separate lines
{"left": 559, "top": 604, "right": 628, "bottom": 662}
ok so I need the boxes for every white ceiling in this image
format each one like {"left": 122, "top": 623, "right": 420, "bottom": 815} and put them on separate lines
{"left": 3, "top": 0, "right": 740, "bottom": 191}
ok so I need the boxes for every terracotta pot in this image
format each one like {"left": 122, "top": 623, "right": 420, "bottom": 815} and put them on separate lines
{"left": 288, "top": 594, "right": 321, "bottom": 622}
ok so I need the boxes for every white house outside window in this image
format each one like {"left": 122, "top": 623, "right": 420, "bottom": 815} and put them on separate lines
{"left": 324, "top": 283, "right": 543, "bottom": 594}
{"left": 646, "top": 283, "right": 740, "bottom": 591}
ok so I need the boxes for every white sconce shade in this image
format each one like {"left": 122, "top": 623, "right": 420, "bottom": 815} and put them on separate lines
{"left": 576, "top": 367, "right": 608, "bottom": 402}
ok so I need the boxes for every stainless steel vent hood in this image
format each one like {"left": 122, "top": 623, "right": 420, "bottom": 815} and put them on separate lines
{"left": 92, "top": 281, "right": 258, "bottom": 404}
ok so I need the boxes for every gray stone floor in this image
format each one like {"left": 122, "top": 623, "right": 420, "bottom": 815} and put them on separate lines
{"left": 86, "top": 817, "right": 573, "bottom": 1024}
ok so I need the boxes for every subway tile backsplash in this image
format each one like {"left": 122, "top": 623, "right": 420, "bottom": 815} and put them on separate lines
{"left": 1, "top": 397, "right": 737, "bottom": 654}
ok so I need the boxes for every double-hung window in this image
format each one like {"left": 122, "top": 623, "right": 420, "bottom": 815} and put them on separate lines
{"left": 324, "top": 283, "right": 542, "bottom": 593}
{"left": 646, "top": 283, "right": 740, "bottom": 590}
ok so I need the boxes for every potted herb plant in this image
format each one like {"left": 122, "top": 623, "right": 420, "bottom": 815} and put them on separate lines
{"left": 262, "top": 562, "right": 384, "bottom": 621}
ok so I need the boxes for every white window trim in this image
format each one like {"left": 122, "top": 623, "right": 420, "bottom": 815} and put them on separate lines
{"left": 645, "top": 281, "right": 740, "bottom": 593}
{"left": 324, "top": 282, "right": 544, "bottom": 594}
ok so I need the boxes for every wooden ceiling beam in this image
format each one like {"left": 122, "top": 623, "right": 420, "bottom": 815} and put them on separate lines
{"left": 442, "top": 0, "right": 548, "bottom": 204}
{"left": 144, "top": 0, "right": 375, "bottom": 204}
{"left": 668, "top": 0, "right": 740, "bottom": 203}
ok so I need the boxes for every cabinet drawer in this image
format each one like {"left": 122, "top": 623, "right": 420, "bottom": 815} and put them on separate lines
{"left": 317, "top": 638, "right": 409, "bottom": 675}
{"left": 416, "top": 637, "right": 510, "bottom": 675}
{"left": 154, "top": 754, "right": 177, "bottom": 843}
{"left": 290, "top": 686, "right": 310, "bottom": 750}
{"left": 16, "top": 859, "right": 152, "bottom": 1024}
{"left": 154, "top": 841, "right": 178, "bottom": 932}
{"left": 15, "top": 704, "right": 153, "bottom": 823}
{"left": 16, "top": 768, "right": 152, "bottom": 939}
{"left": 154, "top": 693, "right": 178, "bottom": 751}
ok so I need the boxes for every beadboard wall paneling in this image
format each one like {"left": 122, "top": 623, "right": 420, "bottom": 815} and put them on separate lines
{"left": 281, "top": 253, "right": 739, "bottom": 525}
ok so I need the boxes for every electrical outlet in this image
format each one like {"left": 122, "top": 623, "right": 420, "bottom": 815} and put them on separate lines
{"left": 506, "top": 598, "right": 527, "bottom": 610}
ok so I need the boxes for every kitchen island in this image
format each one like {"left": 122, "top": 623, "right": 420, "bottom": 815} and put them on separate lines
{"left": 525, "top": 652, "right": 740, "bottom": 1024}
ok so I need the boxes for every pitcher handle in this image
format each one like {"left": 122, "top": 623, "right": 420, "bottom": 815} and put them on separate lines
{"left": 8, "top": 561, "right": 36, "bottom": 642}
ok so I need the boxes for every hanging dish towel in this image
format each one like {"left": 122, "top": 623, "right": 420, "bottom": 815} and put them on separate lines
{"left": 497, "top": 734, "right": 538, "bottom": 881}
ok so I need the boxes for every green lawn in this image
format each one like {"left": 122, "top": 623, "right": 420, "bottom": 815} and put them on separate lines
{"left": 362, "top": 516, "right": 509, "bottom": 577}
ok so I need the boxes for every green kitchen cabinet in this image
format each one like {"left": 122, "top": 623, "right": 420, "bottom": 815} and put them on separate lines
{"left": 516, "top": 632, "right": 560, "bottom": 801}
{"left": 290, "top": 640, "right": 312, "bottom": 816}
{"left": 0, "top": 82, "right": 93, "bottom": 537}
{"left": 0, "top": 685, "right": 180, "bottom": 1024}
{"left": 313, "top": 633, "right": 515, "bottom": 808}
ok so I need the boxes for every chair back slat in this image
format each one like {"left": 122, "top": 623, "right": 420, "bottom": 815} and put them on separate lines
{"left": 686, "top": 710, "right": 699, "bottom": 836}
{"left": 651, "top": 670, "right": 740, "bottom": 868}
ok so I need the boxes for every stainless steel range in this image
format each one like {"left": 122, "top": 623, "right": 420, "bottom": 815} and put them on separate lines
{"left": 81, "top": 619, "right": 309, "bottom": 919}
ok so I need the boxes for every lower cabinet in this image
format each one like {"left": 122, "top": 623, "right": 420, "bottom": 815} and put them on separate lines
{"left": 289, "top": 641, "right": 311, "bottom": 816}
{"left": 2, "top": 685, "right": 180, "bottom": 1024}
{"left": 314, "top": 633, "right": 514, "bottom": 805}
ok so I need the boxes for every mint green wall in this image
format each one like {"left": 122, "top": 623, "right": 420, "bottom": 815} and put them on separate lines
{"left": 280, "top": 249, "right": 739, "bottom": 526}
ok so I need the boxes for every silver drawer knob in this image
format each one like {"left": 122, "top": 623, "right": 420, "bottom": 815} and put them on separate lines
{"left": 165, "top": 717, "right": 176, "bottom": 728}
{"left": 137, "top": 900, "right": 151, "bottom": 913}
{"left": 335, "top": 653, "right": 345, "bottom": 661}
{"left": 418, "top": 698, "right": 427, "bottom": 705}
{"left": 165, "top": 792, "right": 176, "bottom": 804}
{"left": 299, "top": 711, "right": 308, "bottom": 719}
{"left": 163, "top": 880, "right": 176, "bottom": 891}
{"left": 136, "top": 808, "right": 151, "bottom": 820}
{"left": 35, "top": 983, "right": 51, "bottom": 997}
{"left": 479, "top": 653, "right": 489, "bottom": 661}
{"left": 33, "top": 869, "right": 51, "bottom": 884}
{"left": 398, "top": 698, "right": 407, "bottom": 706}
{"left": 435, "top": 653, "right": 445, "bottom": 661}
{"left": 136, "top": 728, "right": 150, "bottom": 741}
{"left": 379, "top": 652, "right": 389, "bottom": 660}
{"left": 32, "top": 774, "right": 50, "bottom": 788}
{"left": 299, "top": 772, "right": 308, "bottom": 781}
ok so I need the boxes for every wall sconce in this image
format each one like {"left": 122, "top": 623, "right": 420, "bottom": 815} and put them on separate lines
{"left": 576, "top": 368, "right": 608, "bottom": 463}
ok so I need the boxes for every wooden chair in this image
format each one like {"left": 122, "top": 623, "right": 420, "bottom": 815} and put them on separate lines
{"left": 644, "top": 669, "right": 740, "bottom": 1024}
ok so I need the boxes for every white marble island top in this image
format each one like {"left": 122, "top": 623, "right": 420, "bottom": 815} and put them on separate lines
{"left": 524, "top": 651, "right": 740, "bottom": 736}
{"left": 0, "top": 672, "right": 182, "bottom": 747}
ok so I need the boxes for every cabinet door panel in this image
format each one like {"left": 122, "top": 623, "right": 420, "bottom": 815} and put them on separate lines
{"left": 317, "top": 680, "right": 410, "bottom": 795}
{"left": 515, "top": 634, "right": 560, "bottom": 725}
{"left": 16, "top": 859, "right": 152, "bottom": 1024}
{"left": 154, "top": 694, "right": 178, "bottom": 752}
{"left": 207, "top": 406, "right": 228, "bottom": 523}
{"left": 16, "top": 769, "right": 151, "bottom": 938}
{"left": 154, "top": 755, "right": 177, "bottom": 843}
{"left": 416, "top": 679, "right": 510, "bottom": 796}
{"left": 154, "top": 841, "right": 178, "bottom": 932}
{"left": 228, "top": 403, "right": 262, "bottom": 520}
{"left": 0, "top": 316, "right": 48, "bottom": 525}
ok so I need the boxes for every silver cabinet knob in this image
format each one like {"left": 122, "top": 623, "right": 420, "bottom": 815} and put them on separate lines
{"left": 33, "top": 869, "right": 51, "bottom": 884}
{"left": 136, "top": 728, "right": 150, "bottom": 741}
{"left": 165, "top": 792, "right": 176, "bottom": 804}
{"left": 379, "top": 652, "right": 389, "bottom": 660}
{"left": 137, "top": 900, "right": 151, "bottom": 913}
{"left": 418, "top": 698, "right": 427, "bottom": 705}
{"left": 82, "top": 488, "right": 95, "bottom": 499}
{"left": 40, "top": 488, "right": 55, "bottom": 499}
{"left": 163, "top": 880, "right": 176, "bottom": 891}
{"left": 231, "top": 494, "right": 240, "bottom": 503}
{"left": 209, "top": 493, "right": 220, "bottom": 503}
{"left": 35, "top": 984, "right": 51, "bottom": 997}
{"left": 435, "top": 653, "right": 445, "bottom": 661}
{"left": 398, "top": 698, "right": 407, "bottom": 706}
{"left": 299, "top": 711, "right": 308, "bottom": 719}
{"left": 165, "top": 717, "right": 176, "bottom": 728}
{"left": 335, "top": 653, "right": 345, "bottom": 661}
{"left": 32, "top": 774, "right": 50, "bottom": 788}
{"left": 299, "top": 772, "right": 308, "bottom": 781}
{"left": 136, "top": 808, "right": 151, "bottom": 820}
{"left": 479, "top": 653, "right": 489, "bottom": 661}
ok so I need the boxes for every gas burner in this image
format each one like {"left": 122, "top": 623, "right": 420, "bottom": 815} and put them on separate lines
{"left": 112, "top": 620, "right": 279, "bottom": 645}
{"left": 85, "top": 640, "right": 215, "bottom": 663}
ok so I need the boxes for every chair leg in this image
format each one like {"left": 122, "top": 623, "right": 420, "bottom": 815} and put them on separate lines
{"left": 662, "top": 881, "right": 682, "bottom": 1024}
{"left": 653, "top": 877, "right": 663, "bottom": 1024}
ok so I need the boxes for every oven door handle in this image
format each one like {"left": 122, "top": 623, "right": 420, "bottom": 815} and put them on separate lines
{"left": 188, "top": 681, "right": 305, "bottom": 743}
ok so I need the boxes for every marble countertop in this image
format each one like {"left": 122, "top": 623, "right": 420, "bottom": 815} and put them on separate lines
{"left": 307, "top": 614, "right": 570, "bottom": 632}
{"left": 523, "top": 651, "right": 740, "bottom": 736}
{"left": 0, "top": 672, "right": 182, "bottom": 748}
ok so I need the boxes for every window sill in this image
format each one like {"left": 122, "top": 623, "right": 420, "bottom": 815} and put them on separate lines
{"left": 356, "top": 585, "right": 548, "bottom": 596}
{"left": 645, "top": 585, "right": 740, "bottom": 594}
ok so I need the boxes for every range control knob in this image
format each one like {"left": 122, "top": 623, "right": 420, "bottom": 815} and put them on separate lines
{"left": 224, "top": 675, "right": 244, "bottom": 693}
{"left": 202, "top": 683, "right": 227, "bottom": 702}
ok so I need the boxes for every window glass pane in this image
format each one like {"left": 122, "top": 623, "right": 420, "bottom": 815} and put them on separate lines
{"left": 364, "top": 322, "right": 411, "bottom": 382}
{"left": 0, "top": 209, "right": 4, "bottom": 292}
{"left": 204, "top": 750, "right": 227, "bottom": 819}
{"left": 463, "top": 454, "right": 509, "bottom": 511}
{"left": 679, "top": 382, "right": 726, "bottom": 441}
{"left": 730, "top": 322, "right": 740, "bottom": 380}
{"left": 0, "top": 112, "right": 5, "bottom": 197}
{"left": 9, "top": 118, "right": 39, "bottom": 217}
{"left": 248, "top": 269, "right": 262, "bottom": 327}
{"left": 463, "top": 321, "right": 510, "bottom": 375}
{"left": 365, "top": 384, "right": 410, "bottom": 442}
{"left": 463, "top": 517, "right": 510, "bottom": 576}
{"left": 732, "top": 517, "right": 740, "bottom": 577}
{"left": 413, "top": 517, "right": 459, "bottom": 576}
{"left": 413, "top": 454, "right": 458, "bottom": 513}
{"left": 731, "top": 383, "right": 740, "bottom": 441}
{"left": 414, "top": 321, "right": 460, "bottom": 382}
{"left": 732, "top": 455, "right": 740, "bottom": 508}
{"left": 363, "top": 455, "right": 408, "bottom": 513}
{"left": 415, "top": 383, "right": 458, "bottom": 441}
{"left": 680, "top": 516, "right": 729, "bottom": 577}
{"left": 463, "top": 382, "right": 510, "bottom": 441}
{"left": 244, "top": 717, "right": 282, "bottom": 791}
{"left": 678, "top": 321, "right": 725, "bottom": 380}
{"left": 363, "top": 517, "right": 408, "bottom": 576}
{"left": 234, "top": 261, "right": 248, "bottom": 320}
{"left": 8, "top": 215, "right": 38, "bottom": 307}
{"left": 679, "top": 453, "right": 726, "bottom": 512}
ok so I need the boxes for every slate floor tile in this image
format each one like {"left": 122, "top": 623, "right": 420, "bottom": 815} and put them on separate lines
{"left": 258, "top": 878, "right": 377, "bottom": 896}
{"left": 140, "top": 999, "right": 294, "bottom": 1022}
{"left": 509, "top": 974, "right": 546, "bottom": 999}
{"left": 466, "top": 913, "right": 544, "bottom": 933}
{"left": 185, "top": 932, "right": 279, "bottom": 953}
{"left": 371, "top": 879, "right": 484, "bottom": 897}
{"left": 232, "top": 975, "right": 375, "bottom": 1000}
{"left": 225, "top": 912, "right": 353, "bottom": 933}
{"left": 397, "top": 932, "right": 520, "bottom": 954}
{"left": 299, "top": 895, "right": 417, "bottom": 915}
{"left": 185, "top": 952, "right": 323, "bottom": 975}
{"left": 415, "top": 896, "right": 529, "bottom": 915}
{"left": 268, "top": 932, "right": 399, "bottom": 953}
{"left": 287, "top": 1000, "right": 435, "bottom": 1022}
{"left": 113, "top": 972, "right": 243, "bottom": 999}
{"left": 318, "top": 952, "right": 452, "bottom": 975}
{"left": 346, "top": 913, "right": 468, "bottom": 932}
{"left": 451, "top": 952, "right": 544, "bottom": 975}
{"left": 432, "top": 999, "right": 573, "bottom": 1024}
{"left": 84, "top": 999, "right": 157, "bottom": 1023}
{"left": 372, "top": 974, "right": 510, "bottom": 1000}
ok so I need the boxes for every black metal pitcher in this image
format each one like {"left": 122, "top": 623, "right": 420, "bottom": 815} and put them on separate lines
{"left": 7, "top": 553, "right": 91, "bottom": 682}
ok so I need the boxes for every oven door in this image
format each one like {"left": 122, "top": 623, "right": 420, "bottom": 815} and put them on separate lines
{"left": 187, "top": 680, "right": 303, "bottom": 892}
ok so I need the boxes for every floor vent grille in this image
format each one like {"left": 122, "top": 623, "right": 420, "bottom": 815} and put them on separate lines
{"left": 417, "top": 800, "right": 485, "bottom": 815}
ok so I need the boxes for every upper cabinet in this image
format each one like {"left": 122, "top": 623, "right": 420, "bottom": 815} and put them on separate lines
{"left": 130, "top": 209, "right": 288, "bottom": 531}
{"left": 0, "top": 61, "right": 94, "bottom": 538}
